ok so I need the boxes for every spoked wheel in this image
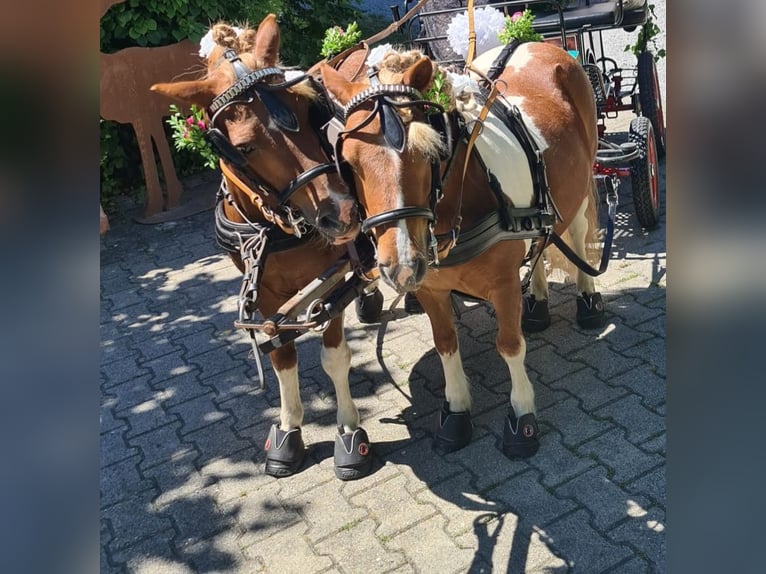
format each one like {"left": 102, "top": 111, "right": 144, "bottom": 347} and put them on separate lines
{"left": 637, "top": 51, "right": 666, "bottom": 157}
{"left": 629, "top": 116, "right": 661, "bottom": 230}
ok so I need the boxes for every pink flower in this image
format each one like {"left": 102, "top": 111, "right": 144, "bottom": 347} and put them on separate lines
{"left": 186, "top": 116, "right": 194, "bottom": 125}
{"left": 197, "top": 120, "right": 206, "bottom": 130}
{"left": 512, "top": 11, "right": 523, "bottom": 22}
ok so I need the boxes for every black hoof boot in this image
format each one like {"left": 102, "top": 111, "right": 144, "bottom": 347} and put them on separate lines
{"left": 264, "top": 425, "right": 306, "bottom": 478}
{"left": 433, "top": 401, "right": 473, "bottom": 454}
{"left": 576, "top": 292, "right": 606, "bottom": 329}
{"left": 502, "top": 408, "right": 540, "bottom": 460}
{"left": 404, "top": 292, "right": 424, "bottom": 314}
{"left": 355, "top": 287, "right": 384, "bottom": 324}
{"left": 522, "top": 295, "right": 551, "bottom": 333}
{"left": 334, "top": 426, "right": 373, "bottom": 481}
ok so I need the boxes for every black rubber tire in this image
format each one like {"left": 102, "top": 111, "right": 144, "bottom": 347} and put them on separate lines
{"left": 629, "top": 116, "right": 661, "bottom": 230}
{"left": 637, "top": 51, "right": 666, "bottom": 158}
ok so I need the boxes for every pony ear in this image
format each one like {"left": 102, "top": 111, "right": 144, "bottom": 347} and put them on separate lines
{"left": 320, "top": 63, "right": 358, "bottom": 106}
{"left": 254, "top": 13, "right": 280, "bottom": 67}
{"left": 150, "top": 79, "right": 220, "bottom": 109}
{"left": 402, "top": 57, "right": 434, "bottom": 93}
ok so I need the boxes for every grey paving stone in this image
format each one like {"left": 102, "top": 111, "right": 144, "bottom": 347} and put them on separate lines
{"left": 548, "top": 366, "right": 630, "bottom": 411}
{"left": 101, "top": 334, "right": 135, "bottom": 366}
{"left": 243, "top": 522, "right": 333, "bottom": 573}
{"left": 132, "top": 336, "right": 183, "bottom": 363}
{"left": 123, "top": 400, "right": 180, "bottom": 439}
{"left": 151, "top": 370, "right": 215, "bottom": 408}
{"left": 166, "top": 393, "right": 230, "bottom": 436}
{"left": 349, "top": 474, "right": 438, "bottom": 540}
{"left": 602, "top": 319, "right": 654, "bottom": 353}
{"left": 315, "top": 519, "right": 407, "bottom": 574}
{"left": 526, "top": 345, "right": 588, "bottom": 385}
{"left": 484, "top": 469, "right": 578, "bottom": 527}
{"left": 625, "top": 464, "right": 666, "bottom": 508}
{"left": 445, "top": 434, "right": 531, "bottom": 492}
{"left": 204, "top": 366, "right": 262, "bottom": 404}
{"left": 576, "top": 428, "right": 664, "bottom": 485}
{"left": 555, "top": 466, "right": 652, "bottom": 530}
{"left": 182, "top": 419, "right": 255, "bottom": 467}
{"left": 383, "top": 437, "right": 464, "bottom": 495}
{"left": 142, "top": 350, "right": 196, "bottom": 385}
{"left": 103, "top": 491, "right": 176, "bottom": 552}
{"left": 610, "top": 365, "right": 666, "bottom": 408}
{"left": 540, "top": 396, "right": 615, "bottom": 447}
{"left": 541, "top": 510, "right": 633, "bottom": 572}
{"left": 607, "top": 294, "right": 665, "bottom": 327}
{"left": 621, "top": 337, "right": 665, "bottom": 378}
{"left": 291, "top": 479, "right": 370, "bottom": 543}
{"left": 110, "top": 529, "right": 189, "bottom": 574}
{"left": 568, "top": 341, "right": 644, "bottom": 381}
{"left": 176, "top": 528, "right": 249, "bottom": 573}
{"left": 528, "top": 427, "right": 598, "bottom": 488}
{"left": 106, "top": 375, "right": 156, "bottom": 413}
{"left": 129, "top": 422, "right": 195, "bottom": 470}
{"left": 101, "top": 427, "right": 138, "bottom": 469}
{"left": 101, "top": 455, "right": 157, "bottom": 509}
{"left": 607, "top": 506, "right": 666, "bottom": 572}
{"left": 164, "top": 485, "right": 239, "bottom": 548}
{"left": 640, "top": 432, "right": 666, "bottom": 455}
{"left": 385, "top": 515, "right": 475, "bottom": 574}
{"left": 186, "top": 346, "right": 248, "bottom": 381}
{"left": 594, "top": 394, "right": 665, "bottom": 444}
{"left": 634, "top": 313, "right": 666, "bottom": 338}
{"left": 101, "top": 402, "right": 127, "bottom": 435}
{"left": 101, "top": 353, "right": 151, "bottom": 388}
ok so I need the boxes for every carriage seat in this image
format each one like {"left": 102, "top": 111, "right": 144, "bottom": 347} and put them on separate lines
{"left": 531, "top": 0, "right": 648, "bottom": 35}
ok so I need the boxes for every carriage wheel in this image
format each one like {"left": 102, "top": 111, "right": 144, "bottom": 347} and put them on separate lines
{"left": 637, "top": 51, "right": 666, "bottom": 158}
{"left": 629, "top": 116, "right": 661, "bottom": 230}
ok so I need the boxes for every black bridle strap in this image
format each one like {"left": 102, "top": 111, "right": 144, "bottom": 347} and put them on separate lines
{"left": 276, "top": 162, "right": 338, "bottom": 204}
{"left": 361, "top": 207, "right": 434, "bottom": 234}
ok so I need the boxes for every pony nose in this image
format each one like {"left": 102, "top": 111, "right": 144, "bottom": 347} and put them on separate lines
{"left": 316, "top": 201, "right": 359, "bottom": 238}
{"left": 379, "top": 256, "right": 427, "bottom": 292}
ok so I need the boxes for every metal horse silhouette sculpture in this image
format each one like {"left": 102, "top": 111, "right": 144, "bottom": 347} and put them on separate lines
{"left": 321, "top": 42, "right": 603, "bottom": 459}
{"left": 100, "top": 0, "right": 201, "bottom": 219}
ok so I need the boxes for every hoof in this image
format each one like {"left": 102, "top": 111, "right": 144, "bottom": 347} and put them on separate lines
{"left": 334, "top": 426, "right": 373, "bottom": 481}
{"left": 404, "top": 292, "right": 424, "bottom": 314}
{"left": 355, "top": 287, "right": 384, "bottom": 324}
{"left": 576, "top": 292, "right": 606, "bottom": 329}
{"left": 502, "top": 408, "right": 540, "bottom": 459}
{"left": 264, "top": 425, "right": 305, "bottom": 478}
{"left": 433, "top": 401, "right": 473, "bottom": 454}
{"left": 522, "top": 295, "right": 551, "bottom": 333}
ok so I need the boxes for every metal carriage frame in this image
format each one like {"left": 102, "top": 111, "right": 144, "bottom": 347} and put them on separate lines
{"left": 389, "top": 0, "right": 665, "bottom": 230}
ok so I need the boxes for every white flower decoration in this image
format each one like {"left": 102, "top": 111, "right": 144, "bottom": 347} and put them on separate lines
{"left": 199, "top": 26, "right": 244, "bottom": 58}
{"left": 366, "top": 43, "right": 394, "bottom": 69}
{"left": 446, "top": 6, "right": 506, "bottom": 60}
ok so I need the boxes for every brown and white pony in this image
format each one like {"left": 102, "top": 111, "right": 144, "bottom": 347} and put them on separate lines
{"left": 321, "top": 42, "right": 602, "bottom": 458}
{"left": 151, "top": 16, "right": 374, "bottom": 480}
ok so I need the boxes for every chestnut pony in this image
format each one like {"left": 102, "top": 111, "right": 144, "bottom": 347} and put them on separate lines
{"left": 321, "top": 42, "right": 602, "bottom": 458}
{"left": 152, "top": 16, "right": 375, "bottom": 480}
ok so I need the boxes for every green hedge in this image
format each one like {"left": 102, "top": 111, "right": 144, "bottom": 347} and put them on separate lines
{"left": 100, "top": 0, "right": 389, "bottom": 211}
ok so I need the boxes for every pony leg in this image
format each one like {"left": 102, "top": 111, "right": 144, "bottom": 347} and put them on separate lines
{"left": 493, "top": 279, "right": 540, "bottom": 459}
{"left": 569, "top": 193, "right": 606, "bottom": 328}
{"left": 321, "top": 314, "right": 371, "bottom": 480}
{"left": 264, "top": 342, "right": 306, "bottom": 477}
{"left": 320, "top": 315, "right": 358, "bottom": 432}
{"left": 417, "top": 289, "right": 473, "bottom": 453}
{"left": 522, "top": 242, "right": 552, "bottom": 332}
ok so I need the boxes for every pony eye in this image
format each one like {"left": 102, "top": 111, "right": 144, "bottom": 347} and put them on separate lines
{"left": 236, "top": 143, "right": 255, "bottom": 155}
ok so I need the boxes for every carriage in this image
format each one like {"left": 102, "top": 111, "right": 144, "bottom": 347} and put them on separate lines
{"left": 389, "top": 0, "right": 665, "bottom": 230}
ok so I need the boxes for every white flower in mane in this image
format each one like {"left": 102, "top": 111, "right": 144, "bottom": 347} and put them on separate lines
{"left": 199, "top": 26, "right": 244, "bottom": 58}
{"left": 366, "top": 43, "right": 394, "bottom": 69}
{"left": 446, "top": 6, "right": 505, "bottom": 60}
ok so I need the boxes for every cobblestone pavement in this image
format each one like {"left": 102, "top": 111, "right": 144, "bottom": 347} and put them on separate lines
{"left": 100, "top": 145, "right": 665, "bottom": 573}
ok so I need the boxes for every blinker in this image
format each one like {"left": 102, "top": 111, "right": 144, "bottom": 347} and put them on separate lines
{"left": 380, "top": 104, "right": 406, "bottom": 153}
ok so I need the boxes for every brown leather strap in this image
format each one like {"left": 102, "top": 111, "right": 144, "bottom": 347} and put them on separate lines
{"left": 465, "top": 0, "right": 477, "bottom": 69}
{"left": 219, "top": 161, "right": 295, "bottom": 235}
{"left": 364, "top": 0, "right": 433, "bottom": 46}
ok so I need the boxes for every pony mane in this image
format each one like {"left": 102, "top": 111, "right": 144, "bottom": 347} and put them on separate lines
{"left": 374, "top": 48, "right": 449, "bottom": 161}
{"left": 204, "top": 22, "right": 318, "bottom": 101}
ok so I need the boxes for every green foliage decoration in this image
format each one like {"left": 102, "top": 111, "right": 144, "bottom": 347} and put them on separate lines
{"left": 320, "top": 22, "right": 362, "bottom": 59}
{"left": 625, "top": 3, "right": 666, "bottom": 61}
{"left": 498, "top": 9, "right": 543, "bottom": 44}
